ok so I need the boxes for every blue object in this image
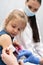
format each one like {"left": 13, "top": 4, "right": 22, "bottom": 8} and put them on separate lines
{"left": 24, "top": 5, "right": 35, "bottom": 16}
{"left": 0, "top": 46, "right": 3, "bottom": 56}
{"left": 17, "top": 50, "right": 40, "bottom": 64}
{"left": 23, "top": 54, "right": 40, "bottom": 64}
{"left": 0, "top": 46, "right": 6, "bottom": 65}
{"left": 17, "top": 50, "right": 32, "bottom": 59}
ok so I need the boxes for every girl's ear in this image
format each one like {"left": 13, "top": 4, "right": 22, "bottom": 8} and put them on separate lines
{"left": 26, "top": 0, "right": 29, "bottom": 2}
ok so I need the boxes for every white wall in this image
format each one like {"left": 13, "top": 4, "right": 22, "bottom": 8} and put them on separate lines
{"left": 0, "top": 0, "right": 25, "bottom": 29}
{"left": 0, "top": 0, "right": 43, "bottom": 41}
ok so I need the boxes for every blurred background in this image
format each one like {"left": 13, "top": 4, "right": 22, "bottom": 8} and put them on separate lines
{"left": 0, "top": 0, "right": 43, "bottom": 41}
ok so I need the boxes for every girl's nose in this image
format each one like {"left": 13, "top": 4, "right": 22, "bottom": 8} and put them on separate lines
{"left": 14, "top": 29, "right": 18, "bottom": 34}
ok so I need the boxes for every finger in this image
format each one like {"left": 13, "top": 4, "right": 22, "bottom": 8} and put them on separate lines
{"left": 1, "top": 53, "right": 8, "bottom": 60}
{"left": 17, "top": 51, "right": 27, "bottom": 59}
{"left": 19, "top": 50, "right": 25, "bottom": 53}
{"left": 2, "top": 48, "right": 7, "bottom": 54}
{"left": 23, "top": 58, "right": 29, "bottom": 63}
{"left": 2, "top": 48, "right": 10, "bottom": 55}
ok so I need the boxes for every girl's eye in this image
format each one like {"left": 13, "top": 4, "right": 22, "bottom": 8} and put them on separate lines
{"left": 12, "top": 26, "right": 16, "bottom": 28}
{"left": 34, "top": 9, "right": 38, "bottom": 12}
{"left": 28, "top": 5, "right": 32, "bottom": 9}
{"left": 18, "top": 28, "right": 21, "bottom": 31}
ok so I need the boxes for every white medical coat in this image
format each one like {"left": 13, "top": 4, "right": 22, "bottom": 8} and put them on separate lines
{"left": 14, "top": 22, "right": 43, "bottom": 65}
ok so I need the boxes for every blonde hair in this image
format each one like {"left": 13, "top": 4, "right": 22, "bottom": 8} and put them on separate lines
{"left": 4, "top": 9, "right": 28, "bottom": 30}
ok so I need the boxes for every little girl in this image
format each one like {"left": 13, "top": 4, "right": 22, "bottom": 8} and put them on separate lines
{"left": 0, "top": 9, "right": 27, "bottom": 65}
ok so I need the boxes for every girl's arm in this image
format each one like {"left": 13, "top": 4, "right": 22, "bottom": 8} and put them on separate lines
{"left": 0, "top": 34, "right": 12, "bottom": 48}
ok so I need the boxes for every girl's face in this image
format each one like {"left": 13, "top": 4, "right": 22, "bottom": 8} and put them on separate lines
{"left": 26, "top": 0, "right": 40, "bottom": 12}
{"left": 5, "top": 18, "right": 25, "bottom": 37}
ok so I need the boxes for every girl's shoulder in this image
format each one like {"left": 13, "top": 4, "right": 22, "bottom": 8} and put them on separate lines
{"left": 0, "top": 29, "right": 14, "bottom": 41}
{"left": 0, "top": 29, "right": 11, "bottom": 40}
{"left": 0, "top": 29, "right": 8, "bottom": 36}
{"left": 0, "top": 33, "right": 12, "bottom": 48}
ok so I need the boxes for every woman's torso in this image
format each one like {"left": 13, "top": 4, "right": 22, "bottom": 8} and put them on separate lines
{"left": 14, "top": 22, "right": 43, "bottom": 58}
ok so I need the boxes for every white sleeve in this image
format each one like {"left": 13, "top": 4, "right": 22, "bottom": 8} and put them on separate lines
{"left": 36, "top": 17, "right": 42, "bottom": 42}
{"left": 33, "top": 19, "right": 43, "bottom": 57}
{"left": 33, "top": 42, "right": 43, "bottom": 58}
{"left": 14, "top": 23, "right": 33, "bottom": 50}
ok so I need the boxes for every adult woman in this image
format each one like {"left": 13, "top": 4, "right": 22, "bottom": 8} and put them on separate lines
{"left": 14, "top": 0, "right": 43, "bottom": 63}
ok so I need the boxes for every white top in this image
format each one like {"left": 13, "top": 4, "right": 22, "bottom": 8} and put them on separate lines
{"left": 14, "top": 22, "right": 43, "bottom": 65}
{"left": 15, "top": 23, "right": 43, "bottom": 57}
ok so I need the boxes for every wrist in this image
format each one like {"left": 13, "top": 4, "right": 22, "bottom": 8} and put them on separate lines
{"left": 7, "top": 62, "right": 18, "bottom": 65}
{"left": 12, "top": 61, "right": 19, "bottom": 65}
{"left": 40, "top": 58, "right": 43, "bottom": 65}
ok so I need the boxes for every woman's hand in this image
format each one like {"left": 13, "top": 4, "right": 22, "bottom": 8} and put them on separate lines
{"left": 1, "top": 48, "right": 19, "bottom": 65}
{"left": 17, "top": 50, "right": 40, "bottom": 64}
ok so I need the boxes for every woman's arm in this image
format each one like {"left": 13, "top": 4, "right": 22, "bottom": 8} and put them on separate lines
{"left": 17, "top": 50, "right": 43, "bottom": 65}
{"left": 1, "top": 48, "right": 19, "bottom": 65}
{"left": 1, "top": 48, "right": 24, "bottom": 65}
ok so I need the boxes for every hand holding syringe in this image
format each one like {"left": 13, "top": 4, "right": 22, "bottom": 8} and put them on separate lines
{"left": 4, "top": 43, "right": 26, "bottom": 63}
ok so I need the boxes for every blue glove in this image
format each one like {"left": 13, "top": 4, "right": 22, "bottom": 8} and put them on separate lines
{"left": 17, "top": 50, "right": 32, "bottom": 59}
{"left": 23, "top": 54, "right": 40, "bottom": 64}
{"left": 17, "top": 50, "right": 40, "bottom": 64}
